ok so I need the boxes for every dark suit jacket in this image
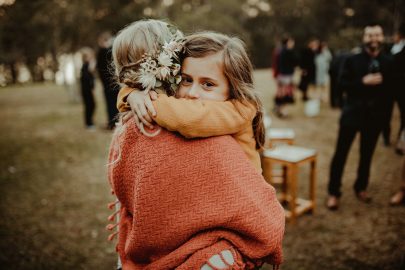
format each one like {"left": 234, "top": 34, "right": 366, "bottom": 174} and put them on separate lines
{"left": 392, "top": 44, "right": 405, "bottom": 99}
{"left": 338, "top": 48, "right": 394, "bottom": 128}
{"left": 299, "top": 48, "right": 316, "bottom": 81}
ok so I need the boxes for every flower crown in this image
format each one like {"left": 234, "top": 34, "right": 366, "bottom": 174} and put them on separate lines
{"left": 121, "top": 28, "right": 184, "bottom": 94}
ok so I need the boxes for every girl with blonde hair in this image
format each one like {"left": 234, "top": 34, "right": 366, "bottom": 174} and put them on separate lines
{"left": 108, "top": 19, "right": 284, "bottom": 270}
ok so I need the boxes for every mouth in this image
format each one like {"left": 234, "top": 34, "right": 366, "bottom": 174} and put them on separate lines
{"left": 366, "top": 42, "right": 381, "bottom": 50}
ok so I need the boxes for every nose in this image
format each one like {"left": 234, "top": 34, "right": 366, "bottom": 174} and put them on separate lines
{"left": 186, "top": 84, "right": 200, "bottom": 99}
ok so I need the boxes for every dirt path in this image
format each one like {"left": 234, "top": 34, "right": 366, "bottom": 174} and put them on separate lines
{"left": 0, "top": 71, "right": 404, "bottom": 269}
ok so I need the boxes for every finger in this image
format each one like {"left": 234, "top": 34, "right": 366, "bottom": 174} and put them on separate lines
{"left": 136, "top": 104, "right": 154, "bottom": 128}
{"left": 123, "top": 112, "right": 133, "bottom": 123}
{"left": 132, "top": 104, "right": 147, "bottom": 127}
{"left": 149, "top": 91, "right": 158, "bottom": 101}
{"left": 138, "top": 102, "right": 154, "bottom": 126}
{"left": 145, "top": 96, "right": 157, "bottom": 117}
{"left": 123, "top": 113, "right": 130, "bottom": 123}
{"left": 133, "top": 113, "right": 141, "bottom": 130}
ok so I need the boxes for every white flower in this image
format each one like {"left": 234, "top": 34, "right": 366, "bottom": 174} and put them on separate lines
{"left": 147, "top": 59, "right": 157, "bottom": 68}
{"left": 138, "top": 71, "right": 156, "bottom": 90}
{"left": 172, "top": 64, "right": 181, "bottom": 76}
{"left": 163, "top": 41, "right": 178, "bottom": 54}
{"left": 132, "top": 36, "right": 183, "bottom": 92}
{"left": 158, "top": 52, "right": 172, "bottom": 67}
{"left": 158, "top": 66, "right": 171, "bottom": 80}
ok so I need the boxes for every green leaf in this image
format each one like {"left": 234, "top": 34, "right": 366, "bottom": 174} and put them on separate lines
{"left": 171, "top": 83, "right": 178, "bottom": 90}
{"left": 175, "top": 75, "right": 182, "bottom": 84}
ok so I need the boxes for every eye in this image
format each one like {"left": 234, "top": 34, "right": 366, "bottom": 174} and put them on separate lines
{"left": 202, "top": 81, "right": 215, "bottom": 89}
{"left": 181, "top": 76, "right": 192, "bottom": 86}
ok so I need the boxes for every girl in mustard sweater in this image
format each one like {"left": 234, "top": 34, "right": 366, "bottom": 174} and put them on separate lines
{"left": 117, "top": 32, "right": 265, "bottom": 173}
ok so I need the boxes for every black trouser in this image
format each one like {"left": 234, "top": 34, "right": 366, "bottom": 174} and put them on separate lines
{"left": 81, "top": 86, "right": 95, "bottom": 127}
{"left": 329, "top": 77, "right": 344, "bottom": 108}
{"left": 102, "top": 82, "right": 119, "bottom": 129}
{"left": 382, "top": 93, "right": 405, "bottom": 143}
{"left": 298, "top": 74, "right": 312, "bottom": 100}
{"left": 328, "top": 124, "right": 381, "bottom": 197}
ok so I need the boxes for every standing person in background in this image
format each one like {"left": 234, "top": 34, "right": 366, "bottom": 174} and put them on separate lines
{"left": 315, "top": 41, "right": 332, "bottom": 102}
{"left": 273, "top": 36, "right": 298, "bottom": 118}
{"left": 382, "top": 23, "right": 405, "bottom": 152}
{"left": 271, "top": 39, "right": 281, "bottom": 80}
{"left": 97, "top": 31, "right": 120, "bottom": 130}
{"left": 298, "top": 38, "right": 319, "bottom": 101}
{"left": 326, "top": 23, "right": 393, "bottom": 210}
{"left": 388, "top": 23, "right": 405, "bottom": 206}
{"left": 80, "top": 48, "right": 96, "bottom": 130}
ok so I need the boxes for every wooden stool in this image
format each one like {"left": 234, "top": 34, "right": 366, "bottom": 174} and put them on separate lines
{"left": 262, "top": 128, "right": 295, "bottom": 183}
{"left": 262, "top": 145, "right": 317, "bottom": 224}
{"left": 265, "top": 128, "right": 295, "bottom": 148}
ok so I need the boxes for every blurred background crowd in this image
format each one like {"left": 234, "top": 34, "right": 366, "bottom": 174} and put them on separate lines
{"left": 0, "top": 0, "right": 404, "bottom": 83}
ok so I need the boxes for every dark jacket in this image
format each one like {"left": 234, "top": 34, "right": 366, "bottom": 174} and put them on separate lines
{"left": 392, "top": 44, "right": 405, "bottom": 97}
{"left": 278, "top": 47, "right": 298, "bottom": 75}
{"left": 339, "top": 48, "right": 394, "bottom": 128}
{"left": 96, "top": 47, "right": 115, "bottom": 87}
{"left": 80, "top": 62, "right": 94, "bottom": 90}
{"left": 299, "top": 47, "right": 316, "bottom": 81}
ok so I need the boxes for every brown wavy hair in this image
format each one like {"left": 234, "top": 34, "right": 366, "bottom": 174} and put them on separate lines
{"left": 183, "top": 32, "right": 265, "bottom": 149}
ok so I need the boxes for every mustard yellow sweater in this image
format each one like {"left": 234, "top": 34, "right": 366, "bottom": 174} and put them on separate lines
{"left": 117, "top": 87, "right": 261, "bottom": 172}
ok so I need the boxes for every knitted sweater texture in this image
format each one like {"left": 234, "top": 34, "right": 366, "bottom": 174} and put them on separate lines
{"left": 117, "top": 88, "right": 262, "bottom": 172}
{"left": 108, "top": 119, "right": 284, "bottom": 269}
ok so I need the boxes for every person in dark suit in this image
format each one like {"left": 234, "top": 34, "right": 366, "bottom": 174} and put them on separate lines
{"left": 389, "top": 23, "right": 405, "bottom": 206}
{"left": 273, "top": 36, "right": 298, "bottom": 118}
{"left": 80, "top": 48, "right": 96, "bottom": 129}
{"left": 298, "top": 38, "right": 319, "bottom": 101}
{"left": 382, "top": 23, "right": 405, "bottom": 153}
{"left": 327, "top": 23, "right": 394, "bottom": 210}
{"left": 96, "top": 32, "right": 120, "bottom": 130}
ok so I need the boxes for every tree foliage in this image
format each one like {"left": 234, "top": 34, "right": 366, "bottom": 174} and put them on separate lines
{"left": 0, "top": 0, "right": 404, "bottom": 75}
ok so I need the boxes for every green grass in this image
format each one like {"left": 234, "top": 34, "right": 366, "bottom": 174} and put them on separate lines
{"left": 0, "top": 82, "right": 116, "bottom": 269}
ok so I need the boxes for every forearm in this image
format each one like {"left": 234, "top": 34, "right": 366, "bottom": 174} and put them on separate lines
{"left": 153, "top": 95, "right": 255, "bottom": 138}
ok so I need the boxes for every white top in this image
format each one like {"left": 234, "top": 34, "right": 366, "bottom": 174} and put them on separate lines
{"left": 391, "top": 40, "right": 405, "bottom": 55}
{"left": 262, "top": 145, "right": 316, "bottom": 162}
{"left": 266, "top": 128, "right": 295, "bottom": 139}
{"left": 264, "top": 116, "right": 272, "bottom": 129}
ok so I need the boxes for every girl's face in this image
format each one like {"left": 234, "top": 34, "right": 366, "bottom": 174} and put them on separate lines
{"left": 177, "top": 52, "right": 230, "bottom": 101}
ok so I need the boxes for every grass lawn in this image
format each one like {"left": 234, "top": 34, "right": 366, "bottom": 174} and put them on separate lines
{"left": 0, "top": 71, "right": 404, "bottom": 269}
{"left": 0, "top": 82, "right": 116, "bottom": 269}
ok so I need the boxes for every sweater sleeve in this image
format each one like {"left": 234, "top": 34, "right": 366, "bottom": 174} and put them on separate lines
{"left": 153, "top": 94, "right": 256, "bottom": 138}
{"left": 117, "top": 87, "right": 136, "bottom": 112}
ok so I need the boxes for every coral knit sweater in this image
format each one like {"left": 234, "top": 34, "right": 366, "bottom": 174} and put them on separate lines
{"left": 117, "top": 88, "right": 262, "bottom": 173}
{"left": 108, "top": 119, "right": 285, "bottom": 270}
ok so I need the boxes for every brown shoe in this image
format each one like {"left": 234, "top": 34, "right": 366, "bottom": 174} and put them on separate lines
{"left": 389, "top": 190, "right": 405, "bottom": 206}
{"left": 326, "top": 196, "right": 339, "bottom": 211}
{"left": 356, "top": 191, "right": 372, "bottom": 203}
